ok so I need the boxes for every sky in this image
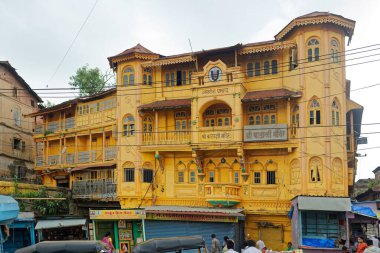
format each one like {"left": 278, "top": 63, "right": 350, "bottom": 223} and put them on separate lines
{"left": 0, "top": 0, "right": 379, "bottom": 180}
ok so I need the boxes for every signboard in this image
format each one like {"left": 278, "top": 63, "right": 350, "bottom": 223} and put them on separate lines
{"left": 200, "top": 130, "right": 233, "bottom": 142}
{"left": 90, "top": 209, "right": 146, "bottom": 220}
{"left": 244, "top": 124, "right": 288, "bottom": 142}
{"left": 200, "top": 87, "right": 229, "bottom": 96}
{"left": 146, "top": 213, "right": 238, "bottom": 223}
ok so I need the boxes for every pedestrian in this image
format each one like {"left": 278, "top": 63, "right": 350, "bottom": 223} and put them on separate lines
{"left": 256, "top": 240, "right": 265, "bottom": 251}
{"left": 286, "top": 242, "right": 294, "bottom": 251}
{"left": 225, "top": 240, "right": 238, "bottom": 253}
{"left": 223, "top": 236, "right": 229, "bottom": 253}
{"left": 102, "top": 232, "right": 115, "bottom": 253}
{"left": 243, "top": 240, "right": 261, "bottom": 253}
{"left": 357, "top": 236, "right": 368, "bottom": 253}
{"left": 341, "top": 246, "right": 349, "bottom": 253}
{"left": 211, "top": 234, "right": 221, "bottom": 253}
{"left": 364, "top": 239, "right": 380, "bottom": 253}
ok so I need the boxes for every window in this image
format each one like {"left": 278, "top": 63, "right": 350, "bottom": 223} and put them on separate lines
{"left": 332, "top": 100, "right": 340, "bottom": 126}
{"left": 124, "top": 168, "right": 135, "bottom": 182}
{"left": 271, "top": 60, "right": 278, "bottom": 74}
{"left": 234, "top": 171, "right": 239, "bottom": 184}
{"left": 165, "top": 73, "right": 170, "bottom": 86}
{"left": 301, "top": 212, "right": 339, "bottom": 240}
{"left": 289, "top": 48, "right": 298, "bottom": 70}
{"left": 13, "top": 108, "right": 21, "bottom": 127}
{"left": 203, "top": 104, "right": 231, "bottom": 127}
{"left": 264, "top": 61, "right": 270, "bottom": 75}
{"left": 175, "top": 111, "right": 190, "bottom": 131}
{"left": 123, "top": 67, "right": 135, "bottom": 86}
{"left": 31, "top": 100, "right": 35, "bottom": 107}
{"left": 143, "top": 74, "right": 147, "bottom": 85}
{"left": 254, "top": 62, "right": 260, "bottom": 76}
{"left": 309, "top": 99, "right": 321, "bottom": 125}
{"left": 143, "top": 169, "right": 153, "bottom": 183}
{"left": 307, "top": 39, "right": 320, "bottom": 62}
{"left": 178, "top": 171, "right": 184, "bottom": 183}
{"left": 254, "top": 172, "right": 261, "bottom": 184}
{"left": 123, "top": 115, "right": 135, "bottom": 136}
{"left": 182, "top": 71, "right": 187, "bottom": 85}
{"left": 170, "top": 73, "right": 175, "bottom": 86}
{"left": 331, "top": 39, "right": 339, "bottom": 63}
{"left": 247, "top": 63, "right": 253, "bottom": 77}
{"left": 13, "top": 87, "right": 17, "bottom": 98}
{"left": 267, "top": 171, "right": 276, "bottom": 184}
{"left": 248, "top": 104, "right": 276, "bottom": 125}
{"left": 310, "top": 158, "right": 322, "bottom": 182}
{"left": 143, "top": 68, "right": 152, "bottom": 85}
{"left": 209, "top": 171, "right": 215, "bottom": 183}
{"left": 12, "top": 138, "right": 22, "bottom": 150}
{"left": 249, "top": 116, "right": 254, "bottom": 125}
{"left": 292, "top": 105, "right": 300, "bottom": 135}
{"left": 188, "top": 71, "right": 193, "bottom": 84}
{"left": 189, "top": 171, "right": 196, "bottom": 183}
{"left": 143, "top": 116, "right": 153, "bottom": 133}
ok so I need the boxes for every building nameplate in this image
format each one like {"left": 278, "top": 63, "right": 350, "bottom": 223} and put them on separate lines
{"left": 244, "top": 124, "right": 288, "bottom": 142}
{"left": 200, "top": 130, "right": 233, "bottom": 142}
{"left": 89, "top": 209, "right": 146, "bottom": 220}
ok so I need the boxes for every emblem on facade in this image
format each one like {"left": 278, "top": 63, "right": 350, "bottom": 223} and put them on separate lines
{"left": 209, "top": 67, "right": 222, "bottom": 82}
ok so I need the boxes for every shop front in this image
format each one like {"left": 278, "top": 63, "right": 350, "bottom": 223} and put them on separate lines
{"left": 89, "top": 209, "right": 146, "bottom": 253}
{"left": 290, "top": 196, "right": 351, "bottom": 253}
{"left": 3, "top": 212, "right": 35, "bottom": 253}
{"left": 35, "top": 217, "right": 88, "bottom": 241}
{"left": 144, "top": 206, "right": 245, "bottom": 251}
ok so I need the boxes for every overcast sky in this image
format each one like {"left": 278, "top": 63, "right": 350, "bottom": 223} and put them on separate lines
{"left": 1, "top": 0, "right": 379, "bottom": 180}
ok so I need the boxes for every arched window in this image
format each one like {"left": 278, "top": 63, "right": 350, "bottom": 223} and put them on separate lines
{"left": 251, "top": 162, "right": 263, "bottom": 184}
{"left": 143, "top": 68, "right": 153, "bottom": 85}
{"left": 175, "top": 111, "right": 190, "bottom": 131}
{"left": 290, "top": 159, "right": 301, "bottom": 185}
{"left": 249, "top": 116, "right": 254, "bottom": 125}
{"left": 309, "top": 98, "right": 321, "bottom": 125}
{"left": 13, "top": 107, "right": 21, "bottom": 127}
{"left": 332, "top": 158, "right": 343, "bottom": 184}
{"left": 123, "top": 67, "right": 135, "bottom": 86}
{"left": 291, "top": 105, "right": 299, "bottom": 135}
{"left": 331, "top": 39, "right": 339, "bottom": 63}
{"left": 332, "top": 100, "right": 340, "bottom": 126}
{"left": 142, "top": 162, "right": 154, "bottom": 183}
{"left": 247, "top": 63, "right": 253, "bottom": 77}
{"left": 176, "top": 162, "right": 186, "bottom": 183}
{"left": 307, "top": 38, "right": 320, "bottom": 62}
{"left": 206, "top": 161, "right": 216, "bottom": 183}
{"left": 203, "top": 104, "right": 231, "bottom": 127}
{"left": 143, "top": 116, "right": 153, "bottom": 133}
{"left": 248, "top": 104, "right": 276, "bottom": 125}
{"left": 271, "top": 60, "right": 278, "bottom": 74}
{"left": 264, "top": 61, "right": 270, "bottom": 75}
{"left": 188, "top": 162, "right": 197, "bottom": 183}
{"left": 123, "top": 162, "right": 135, "bottom": 182}
{"left": 123, "top": 115, "right": 135, "bottom": 136}
{"left": 266, "top": 162, "right": 277, "bottom": 185}
{"left": 309, "top": 157, "right": 322, "bottom": 182}
{"left": 254, "top": 62, "right": 261, "bottom": 76}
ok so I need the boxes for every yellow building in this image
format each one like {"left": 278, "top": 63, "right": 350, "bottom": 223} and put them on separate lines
{"left": 106, "top": 12, "right": 362, "bottom": 251}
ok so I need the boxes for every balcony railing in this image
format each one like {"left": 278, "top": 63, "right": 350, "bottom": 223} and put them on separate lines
{"left": 78, "top": 151, "right": 90, "bottom": 164}
{"left": 65, "top": 117, "right": 75, "bottom": 130}
{"left": 48, "top": 155, "right": 60, "bottom": 166}
{"left": 105, "top": 147, "right": 117, "bottom": 161}
{"left": 66, "top": 153, "right": 75, "bottom": 164}
{"left": 72, "top": 179, "right": 116, "bottom": 199}
{"left": 47, "top": 121, "right": 59, "bottom": 133}
{"left": 204, "top": 183, "right": 241, "bottom": 207}
{"left": 142, "top": 131, "right": 191, "bottom": 145}
{"left": 36, "top": 156, "right": 44, "bottom": 166}
{"left": 35, "top": 124, "right": 43, "bottom": 134}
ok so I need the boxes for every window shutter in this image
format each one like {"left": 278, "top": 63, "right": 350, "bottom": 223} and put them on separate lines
{"left": 22, "top": 141, "right": 26, "bottom": 152}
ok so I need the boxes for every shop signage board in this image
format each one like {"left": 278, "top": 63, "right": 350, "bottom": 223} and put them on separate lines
{"left": 90, "top": 209, "right": 146, "bottom": 220}
{"left": 244, "top": 124, "right": 288, "bottom": 142}
{"left": 146, "top": 213, "right": 238, "bottom": 223}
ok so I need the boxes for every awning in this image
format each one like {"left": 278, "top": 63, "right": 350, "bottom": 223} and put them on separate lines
{"left": 352, "top": 205, "right": 378, "bottom": 219}
{"left": 35, "top": 218, "right": 87, "bottom": 230}
{"left": 297, "top": 196, "right": 351, "bottom": 212}
{"left": 242, "top": 88, "right": 302, "bottom": 102}
{"left": 0, "top": 195, "right": 19, "bottom": 225}
{"left": 138, "top": 99, "right": 191, "bottom": 111}
{"left": 71, "top": 162, "right": 116, "bottom": 172}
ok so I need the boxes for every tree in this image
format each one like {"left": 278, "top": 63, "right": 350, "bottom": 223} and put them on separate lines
{"left": 69, "top": 64, "right": 114, "bottom": 97}
{"left": 42, "top": 100, "right": 55, "bottom": 108}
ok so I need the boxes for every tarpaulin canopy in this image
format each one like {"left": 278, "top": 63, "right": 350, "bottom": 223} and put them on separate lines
{"left": 0, "top": 195, "right": 19, "bottom": 225}
{"left": 35, "top": 218, "right": 87, "bottom": 230}
{"left": 133, "top": 236, "right": 206, "bottom": 253}
{"left": 297, "top": 196, "right": 351, "bottom": 212}
{"left": 352, "top": 205, "right": 378, "bottom": 219}
{"left": 15, "top": 240, "right": 107, "bottom": 253}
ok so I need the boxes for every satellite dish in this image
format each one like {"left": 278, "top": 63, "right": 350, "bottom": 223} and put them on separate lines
{"left": 62, "top": 146, "right": 67, "bottom": 154}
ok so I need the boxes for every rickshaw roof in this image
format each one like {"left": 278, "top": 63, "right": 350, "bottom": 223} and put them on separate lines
{"left": 133, "top": 236, "right": 206, "bottom": 253}
{"left": 15, "top": 240, "right": 107, "bottom": 253}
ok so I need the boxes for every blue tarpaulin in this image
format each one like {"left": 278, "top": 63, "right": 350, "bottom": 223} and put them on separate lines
{"left": 302, "top": 237, "right": 335, "bottom": 248}
{"left": 0, "top": 195, "right": 19, "bottom": 225}
{"left": 352, "top": 204, "right": 377, "bottom": 218}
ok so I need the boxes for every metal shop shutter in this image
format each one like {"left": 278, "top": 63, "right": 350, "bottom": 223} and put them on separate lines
{"left": 145, "top": 220, "right": 236, "bottom": 251}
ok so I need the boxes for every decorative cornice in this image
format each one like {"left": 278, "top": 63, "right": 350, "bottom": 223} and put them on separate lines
{"left": 239, "top": 41, "right": 296, "bottom": 55}
{"left": 142, "top": 55, "right": 196, "bottom": 68}
{"left": 275, "top": 16, "right": 355, "bottom": 41}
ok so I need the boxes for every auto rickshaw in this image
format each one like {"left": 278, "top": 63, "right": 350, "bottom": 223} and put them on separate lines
{"left": 15, "top": 240, "right": 108, "bottom": 253}
{"left": 132, "top": 235, "right": 208, "bottom": 253}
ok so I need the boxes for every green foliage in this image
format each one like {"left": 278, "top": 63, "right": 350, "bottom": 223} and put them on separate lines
{"left": 368, "top": 179, "right": 380, "bottom": 189}
{"left": 42, "top": 100, "right": 55, "bottom": 108}
{"left": 13, "top": 183, "right": 69, "bottom": 216}
{"left": 69, "top": 64, "right": 114, "bottom": 97}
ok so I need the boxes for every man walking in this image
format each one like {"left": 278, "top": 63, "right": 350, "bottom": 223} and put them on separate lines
{"left": 211, "top": 234, "right": 221, "bottom": 253}
{"left": 364, "top": 239, "right": 380, "bottom": 253}
{"left": 243, "top": 240, "right": 261, "bottom": 253}
{"left": 225, "top": 240, "right": 238, "bottom": 253}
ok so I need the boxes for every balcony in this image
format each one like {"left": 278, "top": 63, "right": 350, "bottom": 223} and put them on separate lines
{"left": 204, "top": 183, "right": 241, "bottom": 207}
{"left": 48, "top": 155, "right": 60, "bottom": 166}
{"left": 78, "top": 151, "right": 90, "bottom": 164}
{"left": 47, "top": 121, "right": 60, "bottom": 133}
{"left": 36, "top": 156, "right": 44, "bottom": 167}
{"left": 65, "top": 117, "right": 75, "bottom": 130}
{"left": 105, "top": 147, "right": 117, "bottom": 161}
{"left": 72, "top": 179, "right": 116, "bottom": 200}
{"left": 65, "top": 153, "right": 75, "bottom": 164}
{"left": 142, "top": 131, "right": 191, "bottom": 145}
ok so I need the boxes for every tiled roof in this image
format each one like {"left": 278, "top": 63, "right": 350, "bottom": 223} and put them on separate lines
{"left": 145, "top": 206, "right": 244, "bottom": 216}
{"left": 0, "top": 61, "right": 43, "bottom": 102}
{"left": 139, "top": 98, "right": 191, "bottom": 111}
{"left": 242, "top": 89, "right": 302, "bottom": 102}
{"left": 72, "top": 162, "right": 116, "bottom": 172}
{"left": 114, "top": 43, "right": 156, "bottom": 57}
